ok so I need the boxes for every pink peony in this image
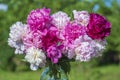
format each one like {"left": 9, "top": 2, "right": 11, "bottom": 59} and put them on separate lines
{"left": 62, "top": 22, "right": 86, "bottom": 58}
{"left": 63, "top": 22, "right": 86, "bottom": 45}
{"left": 23, "top": 30, "right": 42, "bottom": 49}
{"left": 47, "top": 45, "right": 63, "bottom": 63}
{"left": 41, "top": 26, "right": 62, "bottom": 50}
{"left": 86, "top": 13, "right": 111, "bottom": 40}
{"left": 27, "top": 8, "right": 51, "bottom": 31}
{"left": 73, "top": 10, "right": 90, "bottom": 26}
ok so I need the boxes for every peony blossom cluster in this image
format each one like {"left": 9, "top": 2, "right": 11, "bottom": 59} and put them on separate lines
{"left": 8, "top": 8, "right": 111, "bottom": 70}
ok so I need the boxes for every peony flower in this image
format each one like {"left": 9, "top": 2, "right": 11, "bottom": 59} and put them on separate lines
{"left": 66, "top": 35, "right": 93, "bottom": 59}
{"left": 73, "top": 10, "right": 89, "bottom": 26}
{"left": 75, "top": 42, "right": 95, "bottom": 61}
{"left": 86, "top": 13, "right": 111, "bottom": 40}
{"left": 51, "top": 11, "right": 70, "bottom": 30}
{"left": 27, "top": 8, "right": 51, "bottom": 31}
{"left": 63, "top": 22, "right": 86, "bottom": 46}
{"left": 62, "top": 22, "right": 86, "bottom": 58}
{"left": 23, "top": 30, "right": 42, "bottom": 49}
{"left": 41, "top": 26, "right": 62, "bottom": 50}
{"left": 47, "top": 45, "right": 63, "bottom": 63}
{"left": 25, "top": 47, "right": 46, "bottom": 70}
{"left": 8, "top": 22, "right": 28, "bottom": 54}
{"left": 73, "top": 35, "right": 106, "bottom": 61}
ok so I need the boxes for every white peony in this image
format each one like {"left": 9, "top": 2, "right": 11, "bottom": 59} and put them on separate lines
{"left": 25, "top": 47, "right": 46, "bottom": 71}
{"left": 8, "top": 21, "right": 28, "bottom": 54}
{"left": 51, "top": 11, "right": 70, "bottom": 30}
{"left": 73, "top": 10, "right": 89, "bottom": 26}
{"left": 73, "top": 35, "right": 106, "bottom": 61}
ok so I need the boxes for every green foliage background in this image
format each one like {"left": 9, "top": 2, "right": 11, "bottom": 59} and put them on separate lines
{"left": 0, "top": 0, "right": 120, "bottom": 72}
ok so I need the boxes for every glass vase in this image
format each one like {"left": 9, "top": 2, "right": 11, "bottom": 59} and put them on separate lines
{"left": 40, "top": 64, "right": 68, "bottom": 80}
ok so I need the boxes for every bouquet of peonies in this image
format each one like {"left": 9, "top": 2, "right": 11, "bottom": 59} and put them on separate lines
{"left": 8, "top": 7, "right": 111, "bottom": 80}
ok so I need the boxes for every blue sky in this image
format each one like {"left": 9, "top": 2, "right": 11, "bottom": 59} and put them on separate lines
{"left": 92, "top": 0, "right": 120, "bottom": 12}
{"left": 0, "top": 3, "right": 8, "bottom": 11}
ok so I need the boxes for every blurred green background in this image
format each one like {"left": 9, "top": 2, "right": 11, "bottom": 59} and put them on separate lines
{"left": 0, "top": 0, "right": 120, "bottom": 80}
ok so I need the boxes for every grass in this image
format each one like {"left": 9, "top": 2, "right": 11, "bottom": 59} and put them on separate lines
{"left": 0, "top": 64, "right": 120, "bottom": 80}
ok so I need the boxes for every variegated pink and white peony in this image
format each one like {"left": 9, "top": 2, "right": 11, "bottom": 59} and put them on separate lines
{"left": 73, "top": 10, "right": 89, "bottom": 26}
{"left": 8, "top": 22, "right": 28, "bottom": 54}
{"left": 51, "top": 11, "right": 70, "bottom": 30}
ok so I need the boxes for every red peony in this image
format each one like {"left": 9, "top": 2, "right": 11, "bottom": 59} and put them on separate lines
{"left": 86, "top": 13, "right": 111, "bottom": 40}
